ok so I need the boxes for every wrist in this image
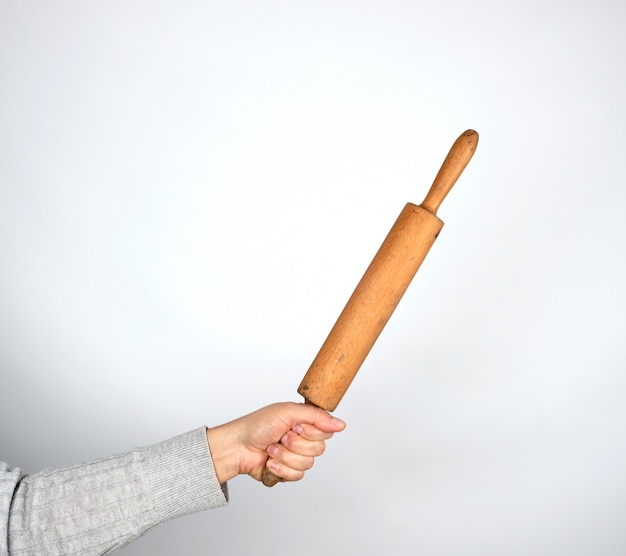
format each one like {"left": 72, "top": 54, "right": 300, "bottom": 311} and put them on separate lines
{"left": 206, "top": 423, "right": 241, "bottom": 484}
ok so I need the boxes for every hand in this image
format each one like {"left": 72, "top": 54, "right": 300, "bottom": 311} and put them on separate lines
{"left": 205, "top": 402, "right": 346, "bottom": 484}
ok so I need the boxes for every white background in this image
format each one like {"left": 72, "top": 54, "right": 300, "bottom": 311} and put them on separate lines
{"left": 1, "top": 1, "right": 625, "bottom": 555}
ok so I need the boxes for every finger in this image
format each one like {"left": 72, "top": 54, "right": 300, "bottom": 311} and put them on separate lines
{"left": 279, "top": 403, "right": 347, "bottom": 434}
{"left": 267, "top": 442, "right": 316, "bottom": 473}
{"left": 280, "top": 430, "right": 326, "bottom": 457}
{"left": 292, "top": 423, "right": 335, "bottom": 442}
{"left": 265, "top": 458, "right": 306, "bottom": 482}
{"left": 301, "top": 410, "right": 347, "bottom": 434}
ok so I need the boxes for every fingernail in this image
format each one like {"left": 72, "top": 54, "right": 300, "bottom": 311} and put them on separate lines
{"left": 331, "top": 417, "right": 346, "bottom": 427}
{"left": 268, "top": 460, "right": 280, "bottom": 472}
{"left": 293, "top": 425, "right": 304, "bottom": 435}
{"left": 268, "top": 444, "right": 278, "bottom": 457}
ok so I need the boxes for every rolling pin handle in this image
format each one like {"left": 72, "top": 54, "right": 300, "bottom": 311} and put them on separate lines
{"left": 262, "top": 466, "right": 284, "bottom": 487}
{"left": 421, "top": 129, "right": 478, "bottom": 215}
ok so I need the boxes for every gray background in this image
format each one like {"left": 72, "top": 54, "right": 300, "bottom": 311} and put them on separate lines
{"left": 1, "top": 1, "right": 625, "bottom": 555}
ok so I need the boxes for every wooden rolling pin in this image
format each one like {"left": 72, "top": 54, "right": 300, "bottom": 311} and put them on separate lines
{"left": 263, "top": 129, "right": 478, "bottom": 486}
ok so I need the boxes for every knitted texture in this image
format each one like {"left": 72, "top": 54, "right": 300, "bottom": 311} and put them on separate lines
{"left": 1, "top": 428, "right": 228, "bottom": 556}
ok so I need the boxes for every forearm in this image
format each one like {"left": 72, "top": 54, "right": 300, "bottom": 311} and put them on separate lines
{"left": 1, "top": 427, "right": 227, "bottom": 556}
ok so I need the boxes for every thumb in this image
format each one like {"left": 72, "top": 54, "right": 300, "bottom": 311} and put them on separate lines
{"left": 288, "top": 402, "right": 347, "bottom": 434}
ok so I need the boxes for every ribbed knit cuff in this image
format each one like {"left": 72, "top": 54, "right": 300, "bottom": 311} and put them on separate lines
{"left": 143, "top": 427, "right": 228, "bottom": 522}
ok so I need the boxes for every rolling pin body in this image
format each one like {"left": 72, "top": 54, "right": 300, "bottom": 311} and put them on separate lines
{"left": 298, "top": 203, "right": 442, "bottom": 411}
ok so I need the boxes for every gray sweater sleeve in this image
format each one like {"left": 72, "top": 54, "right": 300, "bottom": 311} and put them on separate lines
{"left": 0, "top": 427, "right": 229, "bottom": 556}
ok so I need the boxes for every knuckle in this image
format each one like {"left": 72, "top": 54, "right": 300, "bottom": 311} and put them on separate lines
{"left": 281, "top": 431, "right": 295, "bottom": 449}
